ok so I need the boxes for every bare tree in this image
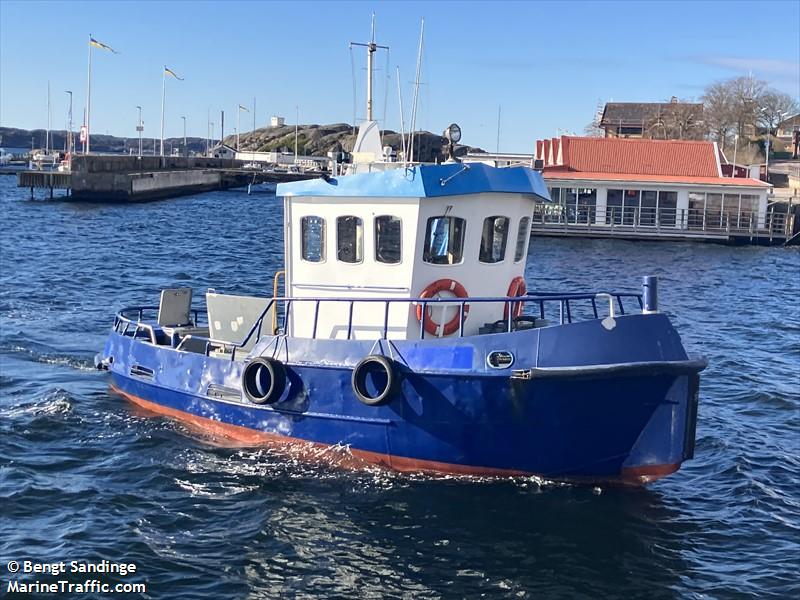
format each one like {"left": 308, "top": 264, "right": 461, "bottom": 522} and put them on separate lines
{"left": 728, "top": 75, "right": 767, "bottom": 138}
{"left": 759, "top": 91, "right": 798, "bottom": 133}
{"left": 644, "top": 100, "right": 704, "bottom": 140}
{"left": 701, "top": 81, "right": 736, "bottom": 150}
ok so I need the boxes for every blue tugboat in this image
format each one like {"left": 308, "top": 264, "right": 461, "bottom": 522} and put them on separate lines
{"left": 96, "top": 150, "right": 706, "bottom": 484}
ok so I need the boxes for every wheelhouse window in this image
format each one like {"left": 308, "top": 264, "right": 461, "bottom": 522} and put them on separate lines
{"left": 336, "top": 215, "right": 363, "bottom": 263}
{"left": 479, "top": 216, "right": 509, "bottom": 263}
{"left": 514, "top": 217, "right": 530, "bottom": 262}
{"left": 375, "top": 215, "right": 402, "bottom": 264}
{"left": 301, "top": 216, "right": 325, "bottom": 262}
{"left": 423, "top": 216, "right": 466, "bottom": 265}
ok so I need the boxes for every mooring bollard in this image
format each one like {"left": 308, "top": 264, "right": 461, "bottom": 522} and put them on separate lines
{"left": 642, "top": 275, "right": 658, "bottom": 313}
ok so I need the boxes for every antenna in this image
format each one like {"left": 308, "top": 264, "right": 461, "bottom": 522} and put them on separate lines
{"left": 408, "top": 18, "right": 425, "bottom": 163}
{"left": 396, "top": 66, "right": 407, "bottom": 166}
{"left": 349, "top": 13, "right": 389, "bottom": 122}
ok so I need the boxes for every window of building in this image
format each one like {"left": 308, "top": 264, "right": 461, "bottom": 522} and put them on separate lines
{"left": 641, "top": 191, "right": 657, "bottom": 227}
{"left": 336, "top": 215, "right": 363, "bottom": 263}
{"left": 706, "top": 193, "right": 724, "bottom": 229}
{"left": 423, "top": 216, "right": 466, "bottom": 264}
{"left": 606, "top": 189, "right": 623, "bottom": 224}
{"left": 623, "top": 190, "right": 640, "bottom": 226}
{"left": 577, "top": 188, "right": 597, "bottom": 224}
{"left": 562, "top": 188, "right": 578, "bottom": 223}
{"left": 658, "top": 191, "right": 678, "bottom": 227}
{"left": 375, "top": 215, "right": 402, "bottom": 264}
{"left": 479, "top": 216, "right": 510, "bottom": 263}
{"left": 514, "top": 217, "right": 530, "bottom": 262}
{"left": 688, "top": 192, "right": 706, "bottom": 229}
{"left": 301, "top": 216, "right": 325, "bottom": 262}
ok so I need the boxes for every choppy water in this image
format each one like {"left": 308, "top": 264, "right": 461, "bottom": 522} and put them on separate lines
{"left": 1, "top": 177, "right": 798, "bottom": 599}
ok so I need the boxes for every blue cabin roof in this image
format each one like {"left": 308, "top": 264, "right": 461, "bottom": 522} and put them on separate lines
{"left": 276, "top": 163, "right": 551, "bottom": 200}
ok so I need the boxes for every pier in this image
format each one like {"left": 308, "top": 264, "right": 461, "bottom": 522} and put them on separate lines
{"left": 530, "top": 203, "right": 798, "bottom": 245}
{"left": 17, "top": 155, "right": 317, "bottom": 201}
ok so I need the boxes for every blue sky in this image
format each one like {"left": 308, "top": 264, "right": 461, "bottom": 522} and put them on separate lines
{"left": 1, "top": 0, "right": 798, "bottom": 152}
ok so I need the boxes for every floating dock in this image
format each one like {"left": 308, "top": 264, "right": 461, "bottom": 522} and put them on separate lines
{"left": 17, "top": 155, "right": 317, "bottom": 201}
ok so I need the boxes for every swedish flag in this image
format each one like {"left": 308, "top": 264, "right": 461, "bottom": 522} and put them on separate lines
{"left": 89, "top": 37, "right": 118, "bottom": 53}
{"left": 164, "top": 67, "right": 184, "bottom": 81}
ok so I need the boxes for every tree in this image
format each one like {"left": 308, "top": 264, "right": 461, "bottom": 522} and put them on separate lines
{"left": 727, "top": 75, "right": 766, "bottom": 139}
{"left": 701, "top": 82, "right": 736, "bottom": 149}
{"left": 758, "top": 91, "right": 798, "bottom": 133}
{"left": 645, "top": 99, "right": 705, "bottom": 140}
{"left": 583, "top": 120, "right": 604, "bottom": 137}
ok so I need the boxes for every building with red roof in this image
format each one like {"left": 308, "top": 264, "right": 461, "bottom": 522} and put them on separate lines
{"left": 531, "top": 135, "right": 774, "bottom": 241}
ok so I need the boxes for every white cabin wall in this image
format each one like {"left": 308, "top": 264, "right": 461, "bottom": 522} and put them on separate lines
{"left": 286, "top": 196, "right": 420, "bottom": 340}
{"left": 410, "top": 192, "right": 536, "bottom": 338}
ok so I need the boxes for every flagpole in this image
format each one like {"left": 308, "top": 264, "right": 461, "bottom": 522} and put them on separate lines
{"left": 85, "top": 36, "right": 92, "bottom": 154}
{"left": 236, "top": 107, "right": 240, "bottom": 152}
{"left": 160, "top": 66, "right": 166, "bottom": 157}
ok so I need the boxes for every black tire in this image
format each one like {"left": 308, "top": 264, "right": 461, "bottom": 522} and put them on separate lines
{"left": 351, "top": 355, "right": 397, "bottom": 406}
{"left": 241, "top": 357, "right": 286, "bottom": 404}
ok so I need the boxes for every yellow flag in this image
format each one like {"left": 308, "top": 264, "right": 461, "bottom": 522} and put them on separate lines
{"left": 164, "top": 67, "right": 184, "bottom": 81}
{"left": 89, "top": 37, "right": 118, "bottom": 53}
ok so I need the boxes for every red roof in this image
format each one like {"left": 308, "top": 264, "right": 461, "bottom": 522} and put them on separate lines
{"left": 542, "top": 136, "right": 721, "bottom": 177}
{"left": 543, "top": 171, "right": 770, "bottom": 188}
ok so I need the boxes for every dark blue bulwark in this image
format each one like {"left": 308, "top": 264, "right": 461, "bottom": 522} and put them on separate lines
{"left": 100, "top": 312, "right": 702, "bottom": 480}
{"left": 276, "top": 163, "right": 551, "bottom": 201}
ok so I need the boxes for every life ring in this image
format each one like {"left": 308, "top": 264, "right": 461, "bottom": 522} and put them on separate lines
{"left": 241, "top": 357, "right": 286, "bottom": 404}
{"left": 351, "top": 355, "right": 397, "bottom": 406}
{"left": 416, "top": 278, "right": 470, "bottom": 336}
{"left": 504, "top": 276, "right": 527, "bottom": 320}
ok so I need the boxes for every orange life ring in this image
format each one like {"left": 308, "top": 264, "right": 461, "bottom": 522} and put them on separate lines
{"left": 504, "top": 276, "right": 527, "bottom": 320}
{"left": 416, "top": 279, "right": 470, "bottom": 336}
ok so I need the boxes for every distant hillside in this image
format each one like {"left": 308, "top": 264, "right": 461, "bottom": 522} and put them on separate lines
{"left": 1, "top": 124, "right": 484, "bottom": 162}
{"left": 225, "top": 123, "right": 483, "bottom": 163}
{"left": 0, "top": 127, "right": 208, "bottom": 155}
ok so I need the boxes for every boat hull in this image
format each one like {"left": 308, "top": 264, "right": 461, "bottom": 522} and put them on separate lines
{"left": 100, "top": 313, "right": 702, "bottom": 484}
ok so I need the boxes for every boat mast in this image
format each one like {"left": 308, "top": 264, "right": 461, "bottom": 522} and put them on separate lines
{"left": 409, "top": 18, "right": 424, "bottom": 163}
{"left": 396, "top": 65, "right": 407, "bottom": 165}
{"left": 350, "top": 14, "right": 388, "bottom": 123}
{"left": 46, "top": 81, "right": 51, "bottom": 155}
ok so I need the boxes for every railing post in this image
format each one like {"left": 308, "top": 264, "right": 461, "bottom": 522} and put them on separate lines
{"left": 383, "top": 301, "right": 389, "bottom": 339}
{"left": 312, "top": 300, "right": 320, "bottom": 339}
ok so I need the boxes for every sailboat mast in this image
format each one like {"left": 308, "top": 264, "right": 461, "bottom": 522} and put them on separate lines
{"left": 409, "top": 18, "right": 424, "bottom": 163}
{"left": 46, "top": 81, "right": 51, "bottom": 154}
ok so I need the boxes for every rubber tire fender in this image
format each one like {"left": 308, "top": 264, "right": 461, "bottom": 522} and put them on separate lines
{"left": 241, "top": 356, "right": 287, "bottom": 404}
{"left": 351, "top": 354, "right": 397, "bottom": 406}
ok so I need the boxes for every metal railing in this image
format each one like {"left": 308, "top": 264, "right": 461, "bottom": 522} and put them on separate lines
{"left": 113, "top": 288, "right": 644, "bottom": 360}
{"left": 533, "top": 205, "right": 792, "bottom": 238}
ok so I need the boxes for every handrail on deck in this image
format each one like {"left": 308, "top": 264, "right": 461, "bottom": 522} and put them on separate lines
{"left": 113, "top": 285, "right": 647, "bottom": 360}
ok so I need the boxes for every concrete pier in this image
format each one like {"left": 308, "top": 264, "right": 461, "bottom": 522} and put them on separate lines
{"left": 17, "top": 155, "right": 316, "bottom": 201}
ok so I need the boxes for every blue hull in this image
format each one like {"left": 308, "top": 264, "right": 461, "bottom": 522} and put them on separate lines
{"left": 100, "top": 314, "right": 702, "bottom": 483}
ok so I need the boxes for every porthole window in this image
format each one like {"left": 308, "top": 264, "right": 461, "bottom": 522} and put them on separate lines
{"left": 479, "top": 216, "right": 509, "bottom": 263}
{"left": 337, "top": 215, "right": 364, "bottom": 263}
{"left": 423, "top": 216, "right": 466, "bottom": 265}
{"left": 301, "top": 216, "right": 325, "bottom": 262}
{"left": 375, "top": 215, "right": 402, "bottom": 264}
{"left": 514, "top": 217, "right": 530, "bottom": 262}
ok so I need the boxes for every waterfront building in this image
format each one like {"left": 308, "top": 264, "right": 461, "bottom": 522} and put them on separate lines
{"left": 531, "top": 136, "right": 786, "bottom": 243}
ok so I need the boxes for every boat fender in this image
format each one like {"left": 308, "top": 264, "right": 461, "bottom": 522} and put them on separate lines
{"left": 416, "top": 279, "right": 470, "bottom": 337}
{"left": 241, "top": 357, "right": 287, "bottom": 404}
{"left": 504, "top": 276, "right": 527, "bottom": 320}
{"left": 351, "top": 355, "right": 397, "bottom": 406}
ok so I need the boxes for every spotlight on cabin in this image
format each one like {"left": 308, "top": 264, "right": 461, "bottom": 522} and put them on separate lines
{"left": 443, "top": 123, "right": 462, "bottom": 162}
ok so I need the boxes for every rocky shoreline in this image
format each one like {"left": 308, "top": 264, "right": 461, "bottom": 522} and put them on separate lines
{"left": 1, "top": 123, "right": 483, "bottom": 163}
